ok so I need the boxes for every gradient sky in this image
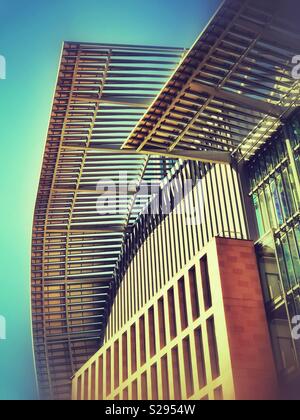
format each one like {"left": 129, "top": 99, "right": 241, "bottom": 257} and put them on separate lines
{"left": 0, "top": 0, "right": 221, "bottom": 400}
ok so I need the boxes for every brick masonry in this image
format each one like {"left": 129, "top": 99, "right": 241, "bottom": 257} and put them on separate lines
{"left": 216, "top": 238, "right": 278, "bottom": 400}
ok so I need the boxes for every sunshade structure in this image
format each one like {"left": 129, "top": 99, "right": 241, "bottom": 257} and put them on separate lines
{"left": 31, "top": 42, "right": 185, "bottom": 399}
{"left": 123, "top": 0, "right": 300, "bottom": 163}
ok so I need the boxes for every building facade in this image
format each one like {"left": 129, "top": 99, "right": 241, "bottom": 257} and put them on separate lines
{"left": 31, "top": 42, "right": 184, "bottom": 400}
{"left": 33, "top": 0, "right": 300, "bottom": 400}
{"left": 71, "top": 0, "right": 300, "bottom": 400}
{"left": 247, "top": 110, "right": 300, "bottom": 393}
{"left": 72, "top": 161, "right": 277, "bottom": 400}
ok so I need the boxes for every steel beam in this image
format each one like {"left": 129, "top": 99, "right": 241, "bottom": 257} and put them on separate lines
{"left": 136, "top": 148, "right": 233, "bottom": 164}
{"left": 189, "top": 82, "right": 285, "bottom": 118}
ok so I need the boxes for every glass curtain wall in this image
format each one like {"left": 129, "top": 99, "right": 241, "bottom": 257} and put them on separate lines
{"left": 248, "top": 110, "right": 300, "bottom": 383}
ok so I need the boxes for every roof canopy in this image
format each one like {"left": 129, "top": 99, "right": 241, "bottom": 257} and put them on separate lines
{"left": 123, "top": 0, "right": 300, "bottom": 162}
{"left": 32, "top": 41, "right": 184, "bottom": 399}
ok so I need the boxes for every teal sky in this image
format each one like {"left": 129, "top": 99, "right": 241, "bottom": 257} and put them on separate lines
{"left": 0, "top": 0, "right": 221, "bottom": 400}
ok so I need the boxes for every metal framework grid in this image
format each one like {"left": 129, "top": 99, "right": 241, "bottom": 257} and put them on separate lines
{"left": 31, "top": 42, "right": 184, "bottom": 400}
{"left": 123, "top": 0, "right": 300, "bottom": 162}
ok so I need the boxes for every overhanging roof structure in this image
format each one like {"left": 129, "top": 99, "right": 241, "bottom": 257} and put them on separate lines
{"left": 31, "top": 41, "right": 184, "bottom": 399}
{"left": 123, "top": 0, "right": 300, "bottom": 162}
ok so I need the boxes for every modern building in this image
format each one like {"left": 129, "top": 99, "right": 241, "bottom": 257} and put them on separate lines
{"left": 72, "top": 160, "right": 278, "bottom": 401}
{"left": 32, "top": 0, "right": 300, "bottom": 400}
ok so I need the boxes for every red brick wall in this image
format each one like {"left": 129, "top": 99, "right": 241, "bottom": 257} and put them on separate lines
{"left": 216, "top": 238, "right": 278, "bottom": 400}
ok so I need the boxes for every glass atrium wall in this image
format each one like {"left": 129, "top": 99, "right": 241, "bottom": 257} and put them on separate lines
{"left": 248, "top": 109, "right": 300, "bottom": 384}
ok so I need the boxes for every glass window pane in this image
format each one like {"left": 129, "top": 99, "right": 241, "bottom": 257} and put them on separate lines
{"left": 269, "top": 305, "right": 297, "bottom": 378}
{"left": 276, "top": 174, "right": 290, "bottom": 220}
{"left": 259, "top": 190, "right": 270, "bottom": 232}
{"left": 259, "top": 156, "right": 267, "bottom": 179}
{"left": 266, "top": 273, "right": 282, "bottom": 301}
{"left": 255, "top": 163, "right": 262, "bottom": 183}
{"left": 253, "top": 193, "right": 265, "bottom": 237}
{"left": 295, "top": 153, "right": 300, "bottom": 178}
{"left": 266, "top": 150, "right": 273, "bottom": 172}
{"left": 287, "top": 165, "right": 299, "bottom": 208}
{"left": 287, "top": 231, "right": 300, "bottom": 285}
{"left": 265, "top": 185, "right": 277, "bottom": 228}
{"left": 282, "top": 235, "right": 297, "bottom": 289}
{"left": 249, "top": 164, "right": 256, "bottom": 190}
{"left": 295, "top": 225, "right": 300, "bottom": 255}
{"left": 276, "top": 239, "right": 290, "bottom": 292}
{"left": 290, "top": 115, "right": 300, "bottom": 147}
{"left": 275, "top": 133, "right": 287, "bottom": 161}
{"left": 270, "top": 180, "right": 284, "bottom": 226}
{"left": 270, "top": 143, "right": 279, "bottom": 167}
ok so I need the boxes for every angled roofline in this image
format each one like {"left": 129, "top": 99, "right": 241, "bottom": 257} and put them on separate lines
{"left": 123, "top": 0, "right": 300, "bottom": 162}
